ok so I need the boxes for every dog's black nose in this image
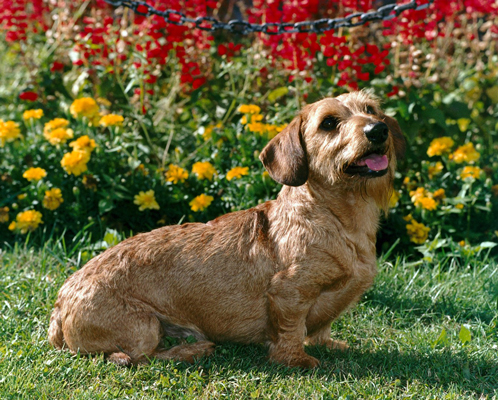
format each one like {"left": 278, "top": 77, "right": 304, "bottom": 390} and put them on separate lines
{"left": 364, "top": 122, "right": 388, "bottom": 144}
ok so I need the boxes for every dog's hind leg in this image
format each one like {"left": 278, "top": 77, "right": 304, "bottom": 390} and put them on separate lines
{"left": 107, "top": 352, "right": 133, "bottom": 366}
{"left": 152, "top": 341, "right": 216, "bottom": 363}
{"left": 305, "top": 325, "right": 349, "bottom": 351}
{"left": 48, "top": 305, "right": 64, "bottom": 350}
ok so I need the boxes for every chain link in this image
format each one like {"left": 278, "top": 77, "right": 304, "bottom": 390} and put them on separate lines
{"left": 104, "top": 0, "right": 434, "bottom": 34}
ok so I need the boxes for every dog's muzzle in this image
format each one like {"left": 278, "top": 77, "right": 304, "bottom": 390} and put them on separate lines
{"left": 364, "top": 122, "right": 388, "bottom": 144}
{"left": 345, "top": 122, "right": 390, "bottom": 177}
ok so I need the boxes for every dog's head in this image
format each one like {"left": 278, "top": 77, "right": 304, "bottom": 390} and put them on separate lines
{"left": 260, "top": 91, "right": 405, "bottom": 197}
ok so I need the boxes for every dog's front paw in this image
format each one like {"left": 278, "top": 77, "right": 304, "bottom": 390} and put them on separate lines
{"left": 270, "top": 350, "right": 320, "bottom": 369}
{"left": 292, "top": 354, "right": 320, "bottom": 369}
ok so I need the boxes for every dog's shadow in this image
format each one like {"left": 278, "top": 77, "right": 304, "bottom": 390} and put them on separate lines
{"left": 167, "top": 342, "right": 496, "bottom": 395}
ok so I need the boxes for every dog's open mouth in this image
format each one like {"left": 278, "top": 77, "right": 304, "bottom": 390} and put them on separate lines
{"left": 345, "top": 153, "right": 389, "bottom": 177}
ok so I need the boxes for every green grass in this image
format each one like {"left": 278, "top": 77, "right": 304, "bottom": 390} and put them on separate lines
{"left": 1, "top": 239, "right": 497, "bottom": 399}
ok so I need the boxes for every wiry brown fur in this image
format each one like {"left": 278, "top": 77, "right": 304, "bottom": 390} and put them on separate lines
{"left": 48, "top": 92, "right": 405, "bottom": 368}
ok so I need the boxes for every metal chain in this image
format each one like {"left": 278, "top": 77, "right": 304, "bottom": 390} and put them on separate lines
{"left": 104, "top": 0, "right": 434, "bottom": 35}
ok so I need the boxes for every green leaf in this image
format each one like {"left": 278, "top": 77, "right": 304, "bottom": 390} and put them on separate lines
{"left": 396, "top": 100, "right": 409, "bottom": 119}
{"left": 103, "top": 229, "right": 120, "bottom": 247}
{"left": 459, "top": 325, "right": 471, "bottom": 345}
{"left": 98, "top": 198, "right": 114, "bottom": 214}
{"left": 268, "top": 87, "right": 289, "bottom": 103}
{"left": 477, "top": 242, "right": 497, "bottom": 249}
{"left": 424, "top": 108, "right": 446, "bottom": 128}
{"left": 432, "top": 327, "right": 448, "bottom": 348}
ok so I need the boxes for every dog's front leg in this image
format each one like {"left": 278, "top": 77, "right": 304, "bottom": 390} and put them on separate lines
{"left": 266, "top": 269, "right": 320, "bottom": 368}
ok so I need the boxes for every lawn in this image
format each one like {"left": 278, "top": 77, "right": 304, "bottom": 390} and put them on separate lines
{"left": 1, "top": 239, "right": 497, "bottom": 399}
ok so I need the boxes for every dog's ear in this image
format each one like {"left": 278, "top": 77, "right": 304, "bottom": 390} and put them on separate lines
{"left": 384, "top": 115, "right": 406, "bottom": 161}
{"left": 259, "top": 115, "right": 308, "bottom": 187}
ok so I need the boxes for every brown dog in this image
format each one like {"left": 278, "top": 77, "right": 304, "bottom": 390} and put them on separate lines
{"left": 48, "top": 91, "right": 405, "bottom": 368}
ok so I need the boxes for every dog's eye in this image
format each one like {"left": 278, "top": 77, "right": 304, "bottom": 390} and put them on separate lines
{"left": 366, "top": 106, "right": 376, "bottom": 115}
{"left": 320, "top": 117, "right": 339, "bottom": 131}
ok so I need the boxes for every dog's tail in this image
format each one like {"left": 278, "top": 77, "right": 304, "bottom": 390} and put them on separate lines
{"left": 48, "top": 305, "right": 64, "bottom": 349}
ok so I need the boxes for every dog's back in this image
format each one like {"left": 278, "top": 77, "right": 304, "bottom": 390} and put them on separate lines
{"left": 48, "top": 202, "right": 277, "bottom": 359}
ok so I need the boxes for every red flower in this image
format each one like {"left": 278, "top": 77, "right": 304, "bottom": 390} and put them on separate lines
{"left": 19, "top": 91, "right": 38, "bottom": 101}
{"left": 136, "top": 4, "right": 149, "bottom": 14}
{"left": 217, "top": 43, "right": 242, "bottom": 58}
{"left": 192, "top": 77, "right": 205, "bottom": 90}
{"left": 358, "top": 72, "right": 370, "bottom": 81}
{"left": 387, "top": 86, "right": 400, "bottom": 97}
{"left": 145, "top": 75, "right": 157, "bottom": 84}
{"left": 50, "top": 61, "right": 64, "bottom": 72}
{"left": 218, "top": 44, "right": 227, "bottom": 56}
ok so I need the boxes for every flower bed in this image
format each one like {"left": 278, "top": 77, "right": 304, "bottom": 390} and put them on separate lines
{"left": 0, "top": 0, "right": 497, "bottom": 256}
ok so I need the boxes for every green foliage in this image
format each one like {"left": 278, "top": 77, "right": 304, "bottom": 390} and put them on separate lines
{"left": 0, "top": 41, "right": 497, "bottom": 255}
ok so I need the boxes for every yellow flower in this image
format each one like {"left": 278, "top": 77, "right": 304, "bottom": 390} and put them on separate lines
{"left": 192, "top": 161, "right": 216, "bottom": 181}
{"left": 44, "top": 117, "right": 69, "bottom": 131}
{"left": 96, "top": 97, "right": 112, "bottom": 107}
{"left": 455, "top": 203, "right": 464, "bottom": 209}
{"left": 43, "top": 188, "right": 64, "bottom": 210}
{"left": 99, "top": 114, "right": 124, "bottom": 127}
{"left": 61, "top": 150, "right": 90, "bottom": 176}
{"left": 136, "top": 164, "right": 149, "bottom": 176}
{"left": 0, "top": 119, "right": 22, "bottom": 147}
{"left": 457, "top": 118, "right": 471, "bottom": 132}
{"left": 226, "top": 166, "right": 249, "bottom": 181}
{"left": 47, "top": 127, "right": 75, "bottom": 145}
{"left": 44, "top": 118, "right": 73, "bottom": 145}
{"left": 82, "top": 174, "right": 98, "bottom": 191}
{"left": 17, "top": 193, "right": 27, "bottom": 200}
{"left": 427, "top": 137, "right": 454, "bottom": 157}
{"left": 266, "top": 124, "right": 286, "bottom": 139}
{"left": 70, "top": 97, "right": 100, "bottom": 119}
{"left": 242, "top": 114, "right": 264, "bottom": 125}
{"left": 406, "top": 218, "right": 430, "bottom": 244}
{"left": 389, "top": 190, "right": 400, "bottom": 208}
{"left": 459, "top": 240, "right": 466, "bottom": 246}
{"left": 410, "top": 187, "right": 437, "bottom": 210}
{"left": 0, "top": 206, "right": 9, "bottom": 223}
{"left": 238, "top": 104, "right": 261, "bottom": 114}
{"left": 9, "top": 210, "right": 43, "bottom": 234}
{"left": 23, "top": 167, "right": 47, "bottom": 182}
{"left": 243, "top": 115, "right": 285, "bottom": 139}
{"left": 189, "top": 193, "right": 214, "bottom": 212}
{"left": 202, "top": 122, "right": 222, "bottom": 141}
{"left": 433, "top": 189, "right": 446, "bottom": 200}
{"left": 410, "top": 187, "right": 427, "bottom": 204}
{"left": 247, "top": 121, "right": 265, "bottom": 133}
{"left": 165, "top": 164, "right": 188, "bottom": 184}
{"left": 460, "top": 166, "right": 482, "bottom": 180}
{"left": 403, "top": 214, "right": 413, "bottom": 222}
{"left": 134, "top": 190, "right": 160, "bottom": 211}
{"left": 418, "top": 197, "right": 437, "bottom": 211}
{"left": 69, "top": 135, "right": 97, "bottom": 155}
{"left": 23, "top": 109, "right": 44, "bottom": 120}
{"left": 452, "top": 142, "right": 480, "bottom": 164}
{"left": 427, "top": 161, "right": 444, "bottom": 179}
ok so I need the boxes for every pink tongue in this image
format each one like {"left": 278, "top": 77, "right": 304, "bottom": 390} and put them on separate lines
{"left": 364, "top": 154, "right": 388, "bottom": 171}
